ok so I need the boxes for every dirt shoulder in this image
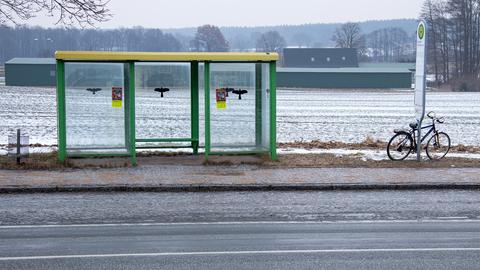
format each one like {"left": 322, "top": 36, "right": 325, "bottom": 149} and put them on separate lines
{"left": 0, "top": 139, "right": 479, "bottom": 170}
{"left": 267, "top": 154, "right": 480, "bottom": 169}
{"left": 279, "top": 139, "right": 480, "bottom": 154}
{"left": 1, "top": 153, "right": 479, "bottom": 171}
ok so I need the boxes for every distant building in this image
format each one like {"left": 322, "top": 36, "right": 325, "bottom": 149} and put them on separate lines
{"left": 5, "top": 58, "right": 56, "bottom": 87}
{"left": 283, "top": 48, "right": 359, "bottom": 68}
{"left": 279, "top": 48, "right": 414, "bottom": 89}
{"left": 4, "top": 54, "right": 415, "bottom": 89}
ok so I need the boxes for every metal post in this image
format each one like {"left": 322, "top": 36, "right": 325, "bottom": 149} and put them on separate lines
{"left": 124, "top": 64, "right": 130, "bottom": 153}
{"left": 416, "top": 120, "right": 422, "bottom": 161}
{"left": 129, "top": 61, "right": 137, "bottom": 166}
{"left": 56, "top": 60, "right": 67, "bottom": 163}
{"left": 191, "top": 61, "right": 199, "bottom": 155}
{"left": 16, "top": 129, "right": 20, "bottom": 164}
{"left": 255, "top": 63, "right": 262, "bottom": 148}
{"left": 269, "top": 61, "right": 277, "bottom": 161}
{"left": 414, "top": 20, "right": 428, "bottom": 161}
{"left": 204, "top": 62, "right": 211, "bottom": 160}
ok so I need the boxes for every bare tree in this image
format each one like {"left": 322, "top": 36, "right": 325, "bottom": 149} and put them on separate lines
{"left": 0, "top": 0, "right": 111, "bottom": 27}
{"left": 332, "top": 23, "right": 365, "bottom": 49}
{"left": 367, "top": 27, "right": 414, "bottom": 63}
{"left": 190, "top": 25, "right": 229, "bottom": 52}
{"left": 255, "top": 31, "right": 286, "bottom": 53}
{"left": 422, "top": 0, "right": 440, "bottom": 84}
{"left": 421, "top": 0, "right": 480, "bottom": 89}
{"left": 231, "top": 34, "right": 250, "bottom": 51}
{"left": 292, "top": 32, "right": 313, "bottom": 48}
{"left": 332, "top": 22, "right": 366, "bottom": 59}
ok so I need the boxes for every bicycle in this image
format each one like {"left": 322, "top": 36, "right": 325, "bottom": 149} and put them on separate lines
{"left": 387, "top": 112, "right": 451, "bottom": 161}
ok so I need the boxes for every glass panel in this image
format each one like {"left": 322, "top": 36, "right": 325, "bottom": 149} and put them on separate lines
{"left": 209, "top": 63, "right": 270, "bottom": 152}
{"left": 261, "top": 63, "right": 271, "bottom": 149}
{"left": 199, "top": 63, "right": 205, "bottom": 147}
{"left": 135, "top": 63, "right": 191, "bottom": 148}
{"left": 65, "top": 62, "right": 127, "bottom": 154}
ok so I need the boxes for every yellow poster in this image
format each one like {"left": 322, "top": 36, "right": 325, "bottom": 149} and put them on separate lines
{"left": 216, "top": 88, "right": 227, "bottom": 109}
{"left": 112, "top": 87, "right": 123, "bottom": 108}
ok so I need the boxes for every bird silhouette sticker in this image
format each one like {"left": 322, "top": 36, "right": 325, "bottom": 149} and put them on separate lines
{"left": 232, "top": 89, "right": 248, "bottom": 100}
{"left": 86, "top": 88, "right": 102, "bottom": 95}
{"left": 154, "top": 87, "right": 170, "bottom": 98}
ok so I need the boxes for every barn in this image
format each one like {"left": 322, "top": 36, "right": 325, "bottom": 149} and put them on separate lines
{"left": 279, "top": 48, "right": 414, "bottom": 89}
{"left": 5, "top": 58, "right": 56, "bottom": 87}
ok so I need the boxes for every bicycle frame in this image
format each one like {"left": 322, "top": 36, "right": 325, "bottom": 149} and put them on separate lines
{"left": 411, "top": 120, "right": 437, "bottom": 151}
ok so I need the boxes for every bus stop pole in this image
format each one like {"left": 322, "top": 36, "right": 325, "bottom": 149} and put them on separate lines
{"left": 16, "top": 129, "right": 20, "bottom": 164}
{"left": 416, "top": 120, "right": 422, "bottom": 161}
{"left": 414, "top": 20, "right": 427, "bottom": 162}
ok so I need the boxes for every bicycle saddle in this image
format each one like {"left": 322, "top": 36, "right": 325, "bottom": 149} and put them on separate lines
{"left": 409, "top": 122, "right": 418, "bottom": 129}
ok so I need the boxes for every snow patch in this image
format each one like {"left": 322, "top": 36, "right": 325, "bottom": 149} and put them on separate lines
{"left": 278, "top": 148, "right": 480, "bottom": 161}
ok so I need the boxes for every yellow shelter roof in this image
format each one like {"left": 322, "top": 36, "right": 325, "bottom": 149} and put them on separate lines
{"left": 55, "top": 51, "right": 279, "bottom": 62}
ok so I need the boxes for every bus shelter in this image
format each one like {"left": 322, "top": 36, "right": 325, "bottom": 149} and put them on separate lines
{"left": 55, "top": 51, "right": 278, "bottom": 165}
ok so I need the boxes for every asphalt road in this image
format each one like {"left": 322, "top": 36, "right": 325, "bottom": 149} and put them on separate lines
{"left": 0, "top": 221, "right": 479, "bottom": 270}
{"left": 1, "top": 190, "right": 480, "bottom": 225}
{"left": 0, "top": 190, "right": 479, "bottom": 269}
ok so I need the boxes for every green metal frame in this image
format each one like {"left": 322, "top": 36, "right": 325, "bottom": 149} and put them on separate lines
{"left": 56, "top": 58, "right": 277, "bottom": 163}
{"left": 56, "top": 60, "right": 66, "bottom": 163}
{"left": 136, "top": 146, "right": 193, "bottom": 150}
{"left": 56, "top": 60, "right": 137, "bottom": 165}
{"left": 203, "top": 61, "right": 277, "bottom": 161}
{"left": 124, "top": 64, "right": 130, "bottom": 159}
{"left": 255, "top": 63, "right": 262, "bottom": 148}
{"left": 134, "top": 61, "right": 199, "bottom": 154}
{"left": 128, "top": 61, "right": 137, "bottom": 165}
{"left": 191, "top": 61, "right": 200, "bottom": 155}
{"left": 204, "top": 62, "right": 211, "bottom": 160}
{"left": 269, "top": 61, "right": 277, "bottom": 160}
{"left": 136, "top": 138, "right": 198, "bottom": 143}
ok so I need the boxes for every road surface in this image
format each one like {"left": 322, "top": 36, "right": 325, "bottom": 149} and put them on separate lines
{"left": 0, "top": 190, "right": 479, "bottom": 269}
{"left": 1, "top": 190, "right": 480, "bottom": 225}
{"left": 0, "top": 221, "right": 479, "bottom": 269}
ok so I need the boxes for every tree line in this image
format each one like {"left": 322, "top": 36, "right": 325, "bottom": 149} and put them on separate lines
{"left": 331, "top": 23, "right": 416, "bottom": 62}
{"left": 422, "top": 0, "right": 480, "bottom": 90}
{"left": 0, "top": 23, "right": 418, "bottom": 65}
{"left": 0, "top": 26, "right": 184, "bottom": 64}
{"left": 0, "top": 0, "right": 418, "bottom": 66}
{"left": 2, "top": 0, "right": 478, "bottom": 90}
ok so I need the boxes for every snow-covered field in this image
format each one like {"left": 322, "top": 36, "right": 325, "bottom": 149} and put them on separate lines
{"left": 278, "top": 147, "right": 480, "bottom": 161}
{"left": 278, "top": 88, "right": 480, "bottom": 145}
{"left": 0, "top": 86, "right": 479, "bottom": 146}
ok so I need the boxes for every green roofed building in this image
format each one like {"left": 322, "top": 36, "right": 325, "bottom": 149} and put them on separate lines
{"left": 279, "top": 48, "right": 414, "bottom": 89}
{"left": 4, "top": 52, "right": 415, "bottom": 89}
{"left": 5, "top": 58, "right": 56, "bottom": 87}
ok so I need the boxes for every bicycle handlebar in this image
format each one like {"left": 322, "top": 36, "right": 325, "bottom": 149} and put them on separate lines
{"left": 427, "top": 111, "right": 445, "bottom": 123}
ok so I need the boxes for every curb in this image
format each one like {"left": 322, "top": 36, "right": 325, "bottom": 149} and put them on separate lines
{"left": 1, "top": 183, "right": 480, "bottom": 193}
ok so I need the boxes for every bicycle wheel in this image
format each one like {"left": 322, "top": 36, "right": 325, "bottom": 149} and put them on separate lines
{"left": 387, "top": 132, "right": 413, "bottom": 161}
{"left": 426, "top": 132, "right": 451, "bottom": 160}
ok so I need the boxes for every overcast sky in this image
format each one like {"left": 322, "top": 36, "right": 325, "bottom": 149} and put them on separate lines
{"left": 26, "top": 0, "right": 423, "bottom": 28}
